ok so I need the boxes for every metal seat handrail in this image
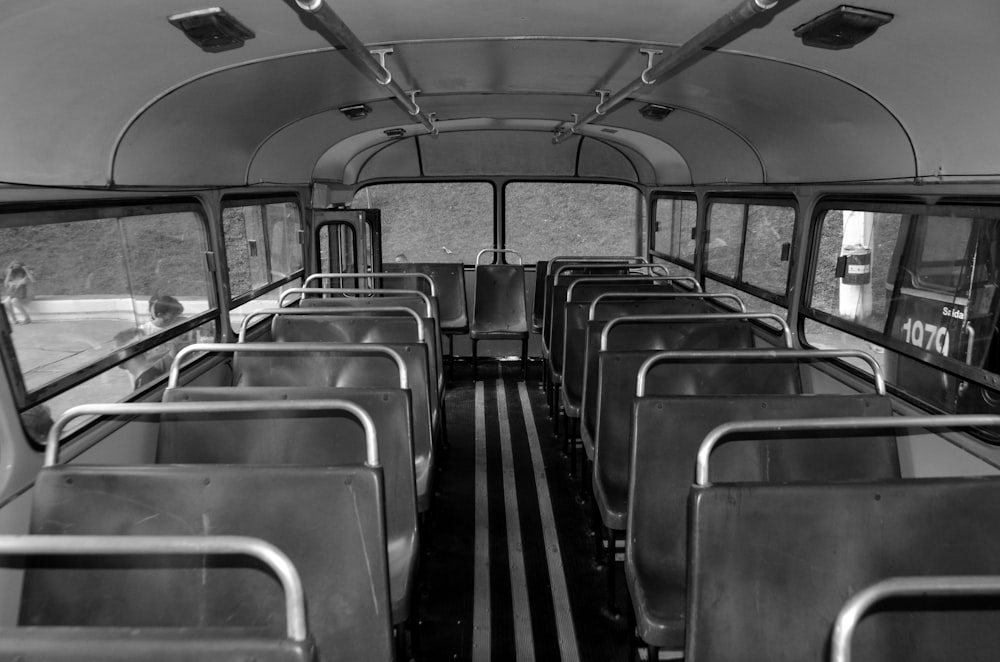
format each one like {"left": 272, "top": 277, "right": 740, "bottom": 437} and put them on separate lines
{"left": 0, "top": 534, "right": 309, "bottom": 642}
{"left": 303, "top": 272, "right": 437, "bottom": 297}
{"left": 599, "top": 312, "right": 793, "bottom": 351}
{"left": 636, "top": 348, "right": 886, "bottom": 396}
{"left": 697, "top": 414, "right": 1000, "bottom": 486}
{"left": 588, "top": 291, "right": 741, "bottom": 319}
{"left": 171, "top": 342, "right": 408, "bottom": 389}
{"left": 278, "top": 286, "right": 433, "bottom": 317}
{"left": 238, "top": 306, "right": 424, "bottom": 342}
{"left": 46, "top": 399, "right": 379, "bottom": 468}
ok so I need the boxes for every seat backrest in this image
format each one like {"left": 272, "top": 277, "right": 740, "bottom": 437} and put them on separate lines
{"left": 593, "top": 353, "right": 807, "bottom": 524}
{"left": 159, "top": 387, "right": 417, "bottom": 579}
{"left": 563, "top": 294, "right": 724, "bottom": 409}
{"left": 272, "top": 311, "right": 442, "bottom": 403}
{"left": 24, "top": 464, "right": 393, "bottom": 662}
{"left": 531, "top": 260, "right": 548, "bottom": 333}
{"left": 687, "top": 473, "right": 1000, "bottom": 662}
{"left": 0, "top": 631, "right": 315, "bottom": 661}
{"left": 541, "top": 257, "right": 642, "bottom": 348}
{"left": 293, "top": 303, "right": 443, "bottom": 395}
{"left": 471, "top": 263, "right": 528, "bottom": 335}
{"left": 0, "top": 534, "right": 315, "bottom": 661}
{"left": 628, "top": 394, "right": 900, "bottom": 661}
{"left": 581, "top": 315, "right": 755, "bottom": 444}
{"left": 544, "top": 265, "right": 634, "bottom": 354}
{"left": 383, "top": 262, "right": 468, "bottom": 333}
{"left": 232, "top": 344, "right": 434, "bottom": 511}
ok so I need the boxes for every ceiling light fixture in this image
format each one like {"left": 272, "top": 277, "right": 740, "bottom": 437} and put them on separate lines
{"left": 339, "top": 104, "right": 372, "bottom": 120}
{"left": 793, "top": 5, "right": 893, "bottom": 50}
{"left": 639, "top": 103, "right": 674, "bottom": 121}
{"left": 168, "top": 7, "right": 255, "bottom": 53}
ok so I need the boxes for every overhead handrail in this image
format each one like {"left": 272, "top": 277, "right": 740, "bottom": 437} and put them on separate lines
{"left": 303, "top": 272, "right": 438, "bottom": 297}
{"left": 636, "top": 348, "right": 886, "bottom": 396}
{"left": 553, "top": 0, "right": 780, "bottom": 143}
{"left": 45, "top": 399, "right": 379, "bottom": 468}
{"left": 291, "top": 0, "right": 437, "bottom": 134}
{"left": 237, "top": 306, "right": 425, "bottom": 342}
{"left": 279, "top": 286, "right": 434, "bottom": 316}
{"left": 599, "top": 312, "right": 794, "bottom": 351}
{"left": 0, "top": 534, "right": 309, "bottom": 642}
{"left": 476, "top": 248, "right": 523, "bottom": 266}
{"left": 589, "top": 291, "right": 742, "bottom": 319}
{"left": 170, "top": 342, "right": 408, "bottom": 390}
{"left": 830, "top": 576, "right": 1000, "bottom": 662}
{"left": 696, "top": 414, "right": 1000, "bottom": 486}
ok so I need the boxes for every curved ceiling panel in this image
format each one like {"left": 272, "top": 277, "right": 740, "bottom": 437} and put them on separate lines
{"left": 118, "top": 38, "right": 912, "bottom": 187}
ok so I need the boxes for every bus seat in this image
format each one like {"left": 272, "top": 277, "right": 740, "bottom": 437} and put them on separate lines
{"left": 231, "top": 343, "right": 435, "bottom": 513}
{"left": 548, "top": 274, "right": 672, "bottom": 387}
{"left": 687, "top": 465, "right": 1000, "bottom": 661}
{"left": 0, "top": 534, "right": 315, "bottom": 662}
{"left": 383, "top": 262, "right": 469, "bottom": 336}
{"left": 581, "top": 317, "right": 758, "bottom": 465}
{"left": 564, "top": 294, "right": 726, "bottom": 421}
{"left": 590, "top": 344, "right": 800, "bottom": 617}
{"left": 160, "top": 386, "right": 419, "bottom": 626}
{"left": 470, "top": 253, "right": 529, "bottom": 375}
{"left": 628, "top": 394, "right": 899, "bottom": 655}
{"left": 531, "top": 260, "right": 548, "bottom": 335}
{"left": 24, "top": 464, "right": 393, "bottom": 662}
{"left": 286, "top": 305, "right": 445, "bottom": 401}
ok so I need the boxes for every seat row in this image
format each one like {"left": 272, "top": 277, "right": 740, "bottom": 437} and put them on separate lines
{"left": 0, "top": 269, "right": 456, "bottom": 661}
{"left": 534, "top": 255, "right": 1000, "bottom": 662}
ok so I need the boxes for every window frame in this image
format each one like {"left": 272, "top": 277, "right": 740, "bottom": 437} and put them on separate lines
{"left": 221, "top": 193, "right": 305, "bottom": 313}
{"left": 649, "top": 192, "right": 698, "bottom": 271}
{"left": 352, "top": 179, "right": 497, "bottom": 266}
{"left": 501, "top": 179, "right": 646, "bottom": 265}
{"left": 702, "top": 194, "right": 798, "bottom": 309}
{"left": 800, "top": 196, "right": 1000, "bottom": 407}
{"left": 0, "top": 198, "right": 217, "bottom": 410}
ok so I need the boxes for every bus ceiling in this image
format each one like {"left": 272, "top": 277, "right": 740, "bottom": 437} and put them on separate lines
{"left": 0, "top": 1, "right": 996, "bottom": 188}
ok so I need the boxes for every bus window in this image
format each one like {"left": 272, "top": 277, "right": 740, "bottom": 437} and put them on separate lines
{"left": 224, "top": 198, "right": 304, "bottom": 333}
{"left": 353, "top": 183, "right": 492, "bottom": 264}
{"left": 505, "top": 182, "right": 644, "bottom": 264}
{"left": 703, "top": 198, "right": 795, "bottom": 306}
{"left": 0, "top": 203, "right": 216, "bottom": 435}
{"left": 805, "top": 204, "right": 1000, "bottom": 419}
{"left": 651, "top": 195, "right": 697, "bottom": 268}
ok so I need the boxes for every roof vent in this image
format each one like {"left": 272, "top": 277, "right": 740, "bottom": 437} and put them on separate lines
{"left": 339, "top": 104, "right": 371, "bottom": 120}
{"left": 168, "top": 7, "right": 255, "bottom": 53}
{"left": 639, "top": 103, "right": 674, "bottom": 121}
{"left": 793, "top": 5, "right": 893, "bottom": 50}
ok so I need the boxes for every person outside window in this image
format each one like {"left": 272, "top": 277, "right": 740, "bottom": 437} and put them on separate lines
{"left": 3, "top": 261, "right": 34, "bottom": 325}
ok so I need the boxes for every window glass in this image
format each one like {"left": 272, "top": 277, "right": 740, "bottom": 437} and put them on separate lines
{"left": 804, "top": 205, "right": 1000, "bottom": 418}
{"left": 353, "top": 183, "right": 492, "bottom": 264}
{"left": 505, "top": 183, "right": 643, "bottom": 265}
{"left": 0, "top": 206, "right": 214, "bottom": 429}
{"left": 223, "top": 199, "right": 304, "bottom": 331}
{"left": 705, "top": 200, "right": 795, "bottom": 299}
{"left": 744, "top": 205, "right": 795, "bottom": 292}
{"left": 706, "top": 203, "right": 743, "bottom": 279}
{"left": 808, "top": 210, "right": 903, "bottom": 333}
{"left": 652, "top": 196, "right": 697, "bottom": 263}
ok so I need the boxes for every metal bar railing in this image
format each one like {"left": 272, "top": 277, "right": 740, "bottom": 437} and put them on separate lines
{"left": 553, "top": 0, "right": 779, "bottom": 143}
{"left": 0, "top": 534, "right": 309, "bottom": 642}
{"left": 696, "top": 414, "right": 1000, "bottom": 486}
{"left": 45, "top": 399, "right": 380, "bottom": 468}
